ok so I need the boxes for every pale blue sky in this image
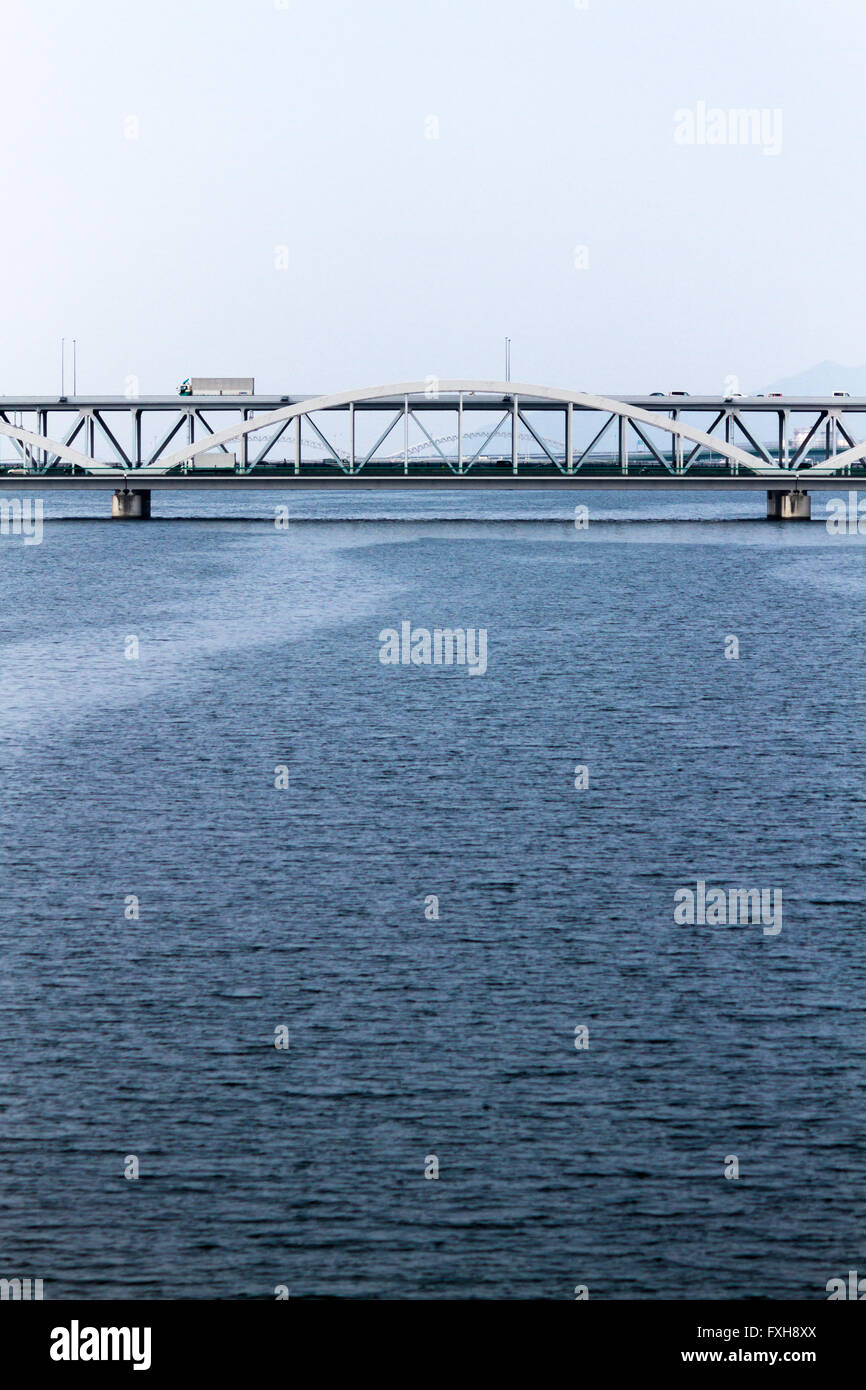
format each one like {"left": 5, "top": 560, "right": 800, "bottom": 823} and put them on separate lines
{"left": 0, "top": 0, "right": 863, "bottom": 396}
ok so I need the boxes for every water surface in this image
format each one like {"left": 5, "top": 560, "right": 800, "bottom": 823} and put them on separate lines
{"left": 0, "top": 488, "right": 863, "bottom": 1299}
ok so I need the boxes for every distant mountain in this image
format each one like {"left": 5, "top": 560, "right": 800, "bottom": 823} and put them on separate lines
{"left": 764, "top": 360, "right": 866, "bottom": 395}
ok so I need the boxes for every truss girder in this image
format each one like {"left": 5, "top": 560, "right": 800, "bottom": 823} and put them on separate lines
{"left": 3, "top": 384, "right": 866, "bottom": 478}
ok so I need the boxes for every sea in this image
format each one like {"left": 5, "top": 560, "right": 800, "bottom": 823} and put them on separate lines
{"left": 1, "top": 486, "right": 864, "bottom": 1299}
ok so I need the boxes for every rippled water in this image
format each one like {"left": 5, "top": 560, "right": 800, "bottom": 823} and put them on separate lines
{"left": 1, "top": 487, "right": 864, "bottom": 1299}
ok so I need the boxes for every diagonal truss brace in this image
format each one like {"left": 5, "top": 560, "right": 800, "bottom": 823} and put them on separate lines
{"left": 361, "top": 410, "right": 404, "bottom": 466}
{"left": 92, "top": 411, "right": 131, "bottom": 467}
{"left": 573, "top": 413, "right": 615, "bottom": 470}
{"left": 517, "top": 410, "right": 564, "bottom": 471}
{"left": 409, "top": 410, "right": 454, "bottom": 469}
{"left": 729, "top": 411, "right": 773, "bottom": 466}
{"left": 304, "top": 413, "right": 349, "bottom": 469}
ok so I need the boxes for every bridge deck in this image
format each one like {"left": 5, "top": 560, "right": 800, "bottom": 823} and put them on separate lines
{"left": 2, "top": 394, "right": 866, "bottom": 411}
{"left": 0, "top": 474, "right": 849, "bottom": 492}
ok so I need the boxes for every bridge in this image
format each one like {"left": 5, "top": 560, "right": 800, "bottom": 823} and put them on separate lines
{"left": 2, "top": 380, "right": 865, "bottom": 517}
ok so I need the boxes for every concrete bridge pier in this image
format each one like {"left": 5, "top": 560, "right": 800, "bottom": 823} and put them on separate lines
{"left": 767, "top": 489, "right": 810, "bottom": 520}
{"left": 112, "top": 488, "right": 151, "bottom": 519}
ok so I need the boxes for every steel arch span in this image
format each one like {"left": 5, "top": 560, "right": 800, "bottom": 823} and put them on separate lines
{"left": 150, "top": 381, "right": 781, "bottom": 477}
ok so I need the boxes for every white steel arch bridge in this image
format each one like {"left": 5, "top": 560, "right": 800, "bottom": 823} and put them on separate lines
{"left": 0, "top": 382, "right": 864, "bottom": 513}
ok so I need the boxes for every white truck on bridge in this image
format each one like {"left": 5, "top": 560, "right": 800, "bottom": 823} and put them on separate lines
{"left": 179, "top": 377, "right": 254, "bottom": 396}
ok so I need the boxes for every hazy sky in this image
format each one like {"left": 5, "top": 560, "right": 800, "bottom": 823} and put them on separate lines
{"left": 1, "top": 0, "right": 863, "bottom": 396}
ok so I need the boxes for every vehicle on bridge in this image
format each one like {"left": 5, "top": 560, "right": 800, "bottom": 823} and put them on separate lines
{"left": 178, "top": 377, "right": 255, "bottom": 396}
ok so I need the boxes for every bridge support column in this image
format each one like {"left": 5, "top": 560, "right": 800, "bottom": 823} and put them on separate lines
{"left": 112, "top": 488, "right": 151, "bottom": 519}
{"left": 767, "top": 489, "right": 810, "bottom": 520}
